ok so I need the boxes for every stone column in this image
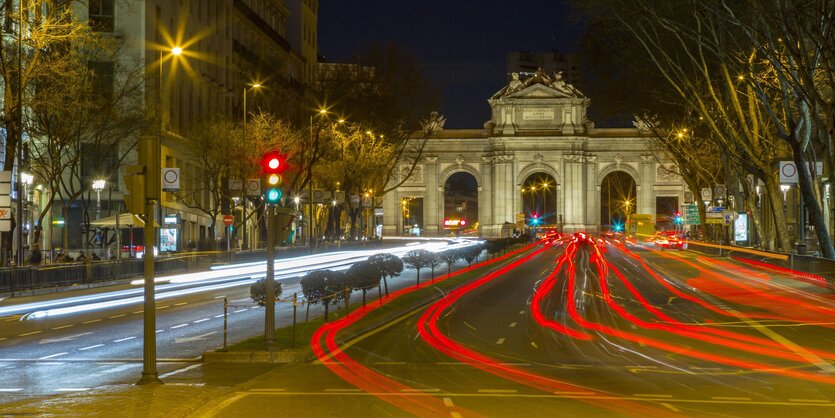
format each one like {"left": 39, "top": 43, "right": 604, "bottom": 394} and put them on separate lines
{"left": 382, "top": 189, "right": 398, "bottom": 237}
{"left": 491, "top": 154, "right": 515, "bottom": 236}
{"left": 639, "top": 155, "right": 654, "bottom": 216}
{"left": 563, "top": 153, "right": 584, "bottom": 233}
{"left": 423, "top": 156, "right": 440, "bottom": 236}
{"left": 479, "top": 156, "right": 494, "bottom": 237}
{"left": 584, "top": 154, "right": 598, "bottom": 232}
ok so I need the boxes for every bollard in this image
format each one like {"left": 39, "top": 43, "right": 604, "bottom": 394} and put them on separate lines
{"left": 292, "top": 292, "right": 298, "bottom": 349}
{"left": 222, "top": 297, "right": 228, "bottom": 352}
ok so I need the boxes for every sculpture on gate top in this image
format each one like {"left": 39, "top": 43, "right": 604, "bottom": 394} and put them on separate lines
{"left": 494, "top": 68, "right": 584, "bottom": 98}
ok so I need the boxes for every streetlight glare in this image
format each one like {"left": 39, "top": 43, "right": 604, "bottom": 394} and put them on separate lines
{"left": 171, "top": 46, "right": 183, "bottom": 56}
{"left": 318, "top": 109, "right": 328, "bottom": 115}
{"left": 92, "top": 179, "right": 106, "bottom": 191}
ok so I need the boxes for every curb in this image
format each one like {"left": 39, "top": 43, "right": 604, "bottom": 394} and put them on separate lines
{"left": 203, "top": 348, "right": 311, "bottom": 363}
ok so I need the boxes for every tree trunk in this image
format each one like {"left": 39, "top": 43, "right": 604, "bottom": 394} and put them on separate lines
{"left": 343, "top": 288, "right": 349, "bottom": 312}
{"left": 416, "top": 268, "right": 420, "bottom": 286}
{"left": 305, "top": 302, "right": 310, "bottom": 322}
{"left": 362, "top": 289, "right": 367, "bottom": 307}
{"left": 383, "top": 276, "right": 389, "bottom": 296}
{"left": 793, "top": 145, "right": 835, "bottom": 258}
{"left": 764, "top": 173, "right": 791, "bottom": 252}
{"left": 324, "top": 301, "right": 329, "bottom": 322}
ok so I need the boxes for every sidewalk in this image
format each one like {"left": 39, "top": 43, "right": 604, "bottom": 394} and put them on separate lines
{"left": 0, "top": 384, "right": 230, "bottom": 417}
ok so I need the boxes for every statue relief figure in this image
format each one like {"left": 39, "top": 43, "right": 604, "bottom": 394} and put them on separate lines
{"left": 550, "top": 71, "right": 583, "bottom": 97}
{"left": 508, "top": 72, "right": 523, "bottom": 92}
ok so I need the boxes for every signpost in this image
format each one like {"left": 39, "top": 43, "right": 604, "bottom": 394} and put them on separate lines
{"left": 0, "top": 171, "right": 11, "bottom": 233}
{"left": 684, "top": 204, "right": 700, "bottom": 225}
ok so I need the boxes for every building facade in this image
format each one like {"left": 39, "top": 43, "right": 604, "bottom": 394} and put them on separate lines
{"left": 382, "top": 70, "right": 687, "bottom": 238}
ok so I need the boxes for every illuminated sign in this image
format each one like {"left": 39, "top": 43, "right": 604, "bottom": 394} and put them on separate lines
{"left": 164, "top": 214, "right": 179, "bottom": 225}
{"left": 443, "top": 219, "right": 467, "bottom": 227}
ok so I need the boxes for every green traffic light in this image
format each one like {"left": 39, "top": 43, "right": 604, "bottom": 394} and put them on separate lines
{"left": 266, "top": 188, "right": 282, "bottom": 204}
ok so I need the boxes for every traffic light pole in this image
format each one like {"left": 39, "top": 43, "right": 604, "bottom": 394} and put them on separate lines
{"left": 138, "top": 135, "right": 161, "bottom": 385}
{"left": 264, "top": 203, "right": 276, "bottom": 345}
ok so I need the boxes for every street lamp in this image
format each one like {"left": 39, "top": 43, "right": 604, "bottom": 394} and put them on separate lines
{"left": 308, "top": 108, "right": 328, "bottom": 253}
{"left": 137, "top": 44, "right": 183, "bottom": 386}
{"left": 241, "top": 83, "right": 262, "bottom": 251}
{"left": 92, "top": 179, "right": 106, "bottom": 221}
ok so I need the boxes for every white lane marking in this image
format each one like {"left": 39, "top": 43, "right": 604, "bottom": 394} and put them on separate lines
{"left": 113, "top": 337, "right": 136, "bottom": 343}
{"left": 170, "top": 324, "right": 189, "bottom": 329}
{"left": 79, "top": 344, "right": 105, "bottom": 351}
{"left": 661, "top": 403, "right": 680, "bottom": 412}
{"left": 443, "top": 397, "right": 454, "bottom": 407}
{"left": 132, "top": 311, "right": 143, "bottom": 314}
{"left": 0, "top": 389, "right": 23, "bottom": 392}
{"left": 157, "top": 305, "right": 170, "bottom": 310}
{"left": 518, "top": 310, "right": 525, "bottom": 315}
{"left": 0, "top": 337, "right": 6, "bottom": 342}
{"left": 496, "top": 338, "right": 506, "bottom": 345}
{"left": 555, "top": 391, "right": 596, "bottom": 396}
{"left": 400, "top": 388, "right": 440, "bottom": 393}
{"left": 234, "top": 309, "right": 248, "bottom": 313}
{"left": 52, "top": 324, "right": 74, "bottom": 330}
{"left": 108, "top": 314, "right": 126, "bottom": 319}
{"left": 213, "top": 314, "right": 224, "bottom": 318}
{"left": 478, "top": 389, "right": 517, "bottom": 393}
{"left": 213, "top": 295, "right": 226, "bottom": 299}
{"left": 174, "top": 302, "right": 188, "bottom": 306}
{"left": 451, "top": 413, "right": 463, "bottom": 418}
{"left": 156, "top": 330, "right": 164, "bottom": 333}
{"left": 789, "top": 399, "right": 830, "bottom": 403}
{"left": 96, "top": 362, "right": 125, "bottom": 365}
{"left": 634, "top": 394, "right": 673, "bottom": 398}
{"left": 193, "top": 318, "right": 210, "bottom": 323}
{"left": 82, "top": 319, "right": 101, "bottom": 324}
{"left": 711, "top": 396, "right": 751, "bottom": 401}
{"left": 39, "top": 332, "right": 94, "bottom": 345}
{"left": 159, "top": 363, "right": 203, "bottom": 378}
{"left": 38, "top": 352, "right": 68, "bottom": 360}
{"left": 55, "top": 388, "right": 90, "bottom": 392}
{"left": 18, "top": 331, "right": 43, "bottom": 337}
{"left": 509, "top": 322, "right": 517, "bottom": 328}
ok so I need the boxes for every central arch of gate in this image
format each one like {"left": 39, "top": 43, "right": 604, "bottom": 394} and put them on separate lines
{"left": 382, "top": 70, "right": 687, "bottom": 238}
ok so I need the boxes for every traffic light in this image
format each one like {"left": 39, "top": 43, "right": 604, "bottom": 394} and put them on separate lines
{"left": 674, "top": 211, "right": 683, "bottom": 224}
{"left": 261, "top": 151, "right": 287, "bottom": 205}
{"left": 530, "top": 212, "right": 540, "bottom": 226}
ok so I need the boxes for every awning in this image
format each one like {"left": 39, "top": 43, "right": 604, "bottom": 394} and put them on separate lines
{"left": 89, "top": 213, "right": 160, "bottom": 228}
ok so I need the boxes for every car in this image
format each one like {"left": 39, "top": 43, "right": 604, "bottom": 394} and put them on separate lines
{"left": 652, "top": 233, "right": 684, "bottom": 250}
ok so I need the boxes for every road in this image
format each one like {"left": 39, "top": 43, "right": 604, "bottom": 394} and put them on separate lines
{"left": 0, "top": 239, "right": 478, "bottom": 403}
{"left": 198, "top": 237, "right": 835, "bottom": 417}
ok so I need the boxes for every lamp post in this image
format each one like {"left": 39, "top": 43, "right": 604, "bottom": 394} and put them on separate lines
{"left": 137, "top": 45, "right": 182, "bottom": 386}
{"left": 241, "top": 83, "right": 261, "bottom": 250}
{"left": 308, "top": 109, "right": 327, "bottom": 253}
{"left": 92, "top": 179, "right": 106, "bottom": 221}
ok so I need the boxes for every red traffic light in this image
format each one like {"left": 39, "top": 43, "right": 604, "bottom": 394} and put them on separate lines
{"left": 261, "top": 151, "right": 287, "bottom": 174}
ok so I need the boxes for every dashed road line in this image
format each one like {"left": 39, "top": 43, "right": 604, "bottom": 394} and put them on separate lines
{"left": 79, "top": 344, "right": 104, "bottom": 351}
{"left": 132, "top": 310, "right": 143, "bottom": 314}
{"left": 55, "top": 388, "right": 90, "bottom": 392}
{"left": 712, "top": 396, "right": 751, "bottom": 401}
{"left": 789, "top": 399, "right": 830, "bottom": 403}
{"left": 443, "top": 397, "right": 454, "bottom": 407}
{"left": 82, "top": 319, "right": 101, "bottom": 324}
{"left": 38, "top": 352, "right": 68, "bottom": 360}
{"left": 0, "top": 337, "right": 6, "bottom": 342}
{"left": 159, "top": 363, "right": 203, "bottom": 378}
{"left": 108, "top": 314, "right": 126, "bottom": 319}
{"left": 170, "top": 324, "right": 189, "bottom": 329}
{"left": 193, "top": 318, "right": 210, "bottom": 323}
{"left": 555, "top": 391, "right": 596, "bottom": 396}
{"left": 174, "top": 302, "right": 188, "bottom": 306}
{"left": 52, "top": 324, "right": 74, "bottom": 330}
{"left": 113, "top": 337, "right": 136, "bottom": 343}
{"left": 18, "top": 331, "right": 43, "bottom": 337}
{"left": 478, "top": 389, "right": 518, "bottom": 394}
{"left": 661, "top": 403, "right": 680, "bottom": 412}
{"left": 496, "top": 338, "right": 506, "bottom": 345}
{"left": 451, "top": 413, "right": 463, "bottom": 418}
{"left": 234, "top": 309, "right": 248, "bottom": 313}
{"left": 156, "top": 329, "right": 164, "bottom": 333}
{"left": 0, "top": 389, "right": 23, "bottom": 392}
{"left": 400, "top": 388, "right": 440, "bottom": 393}
{"left": 509, "top": 322, "right": 517, "bottom": 328}
{"left": 213, "top": 314, "right": 224, "bottom": 318}
{"left": 158, "top": 305, "right": 170, "bottom": 310}
{"left": 518, "top": 310, "right": 525, "bottom": 315}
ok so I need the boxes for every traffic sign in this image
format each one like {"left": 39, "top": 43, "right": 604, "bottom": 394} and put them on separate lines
{"left": 162, "top": 168, "right": 180, "bottom": 191}
{"left": 684, "top": 204, "right": 700, "bottom": 225}
{"left": 223, "top": 215, "right": 234, "bottom": 227}
{"left": 700, "top": 187, "right": 712, "bottom": 202}
{"left": 246, "top": 179, "right": 261, "bottom": 196}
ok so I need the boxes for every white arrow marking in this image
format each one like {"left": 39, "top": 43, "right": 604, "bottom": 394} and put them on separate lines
{"left": 174, "top": 331, "right": 217, "bottom": 344}
{"left": 38, "top": 332, "right": 93, "bottom": 345}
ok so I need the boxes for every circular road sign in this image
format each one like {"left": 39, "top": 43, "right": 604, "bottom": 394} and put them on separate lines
{"left": 223, "top": 215, "right": 234, "bottom": 227}
{"left": 781, "top": 163, "right": 796, "bottom": 178}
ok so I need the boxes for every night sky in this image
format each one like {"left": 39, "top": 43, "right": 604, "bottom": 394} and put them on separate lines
{"left": 318, "top": 1, "right": 582, "bottom": 129}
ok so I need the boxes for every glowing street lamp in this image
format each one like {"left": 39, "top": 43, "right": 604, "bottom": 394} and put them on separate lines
{"left": 92, "top": 179, "right": 106, "bottom": 220}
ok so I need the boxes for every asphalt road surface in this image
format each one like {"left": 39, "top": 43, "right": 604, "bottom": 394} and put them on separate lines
{"left": 0, "top": 239, "right": 477, "bottom": 403}
{"left": 198, "top": 237, "right": 835, "bottom": 417}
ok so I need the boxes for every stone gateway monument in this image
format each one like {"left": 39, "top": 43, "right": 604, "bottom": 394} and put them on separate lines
{"left": 382, "top": 70, "right": 686, "bottom": 238}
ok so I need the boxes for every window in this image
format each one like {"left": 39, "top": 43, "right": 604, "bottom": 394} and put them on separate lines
{"left": 89, "top": 0, "right": 115, "bottom": 32}
{"left": 88, "top": 61, "right": 115, "bottom": 102}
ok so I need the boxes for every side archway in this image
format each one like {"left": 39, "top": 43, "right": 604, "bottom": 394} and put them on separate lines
{"left": 516, "top": 162, "right": 560, "bottom": 187}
